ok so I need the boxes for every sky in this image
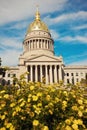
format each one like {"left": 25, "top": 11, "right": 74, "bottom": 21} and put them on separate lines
{"left": 0, "top": 0, "right": 87, "bottom": 66}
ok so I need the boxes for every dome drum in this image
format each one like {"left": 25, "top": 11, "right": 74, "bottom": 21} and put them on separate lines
{"left": 23, "top": 37, "right": 54, "bottom": 53}
{"left": 25, "top": 30, "right": 52, "bottom": 40}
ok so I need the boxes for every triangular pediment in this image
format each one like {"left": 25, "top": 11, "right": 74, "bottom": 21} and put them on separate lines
{"left": 25, "top": 54, "right": 62, "bottom": 62}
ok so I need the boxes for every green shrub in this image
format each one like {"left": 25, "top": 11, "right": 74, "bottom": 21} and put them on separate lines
{"left": 0, "top": 74, "right": 87, "bottom": 130}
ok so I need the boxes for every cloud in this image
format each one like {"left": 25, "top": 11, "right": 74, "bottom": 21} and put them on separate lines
{"left": 0, "top": 0, "right": 68, "bottom": 25}
{"left": 44, "top": 11, "right": 87, "bottom": 25}
{"left": 1, "top": 50, "right": 21, "bottom": 66}
{"left": 6, "top": 21, "right": 29, "bottom": 30}
{"left": 59, "top": 36, "right": 87, "bottom": 44}
{"left": 65, "top": 52, "right": 87, "bottom": 65}
{"left": 69, "top": 59, "right": 87, "bottom": 65}
{"left": 73, "top": 24, "right": 87, "bottom": 30}
{"left": 0, "top": 37, "right": 22, "bottom": 50}
{"left": 66, "top": 52, "right": 87, "bottom": 60}
{"left": 50, "top": 29, "right": 59, "bottom": 40}
{"left": 0, "top": 36, "right": 23, "bottom": 66}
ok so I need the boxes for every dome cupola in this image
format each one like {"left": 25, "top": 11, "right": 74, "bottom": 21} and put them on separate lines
{"left": 23, "top": 8, "right": 54, "bottom": 56}
{"left": 26, "top": 8, "right": 49, "bottom": 34}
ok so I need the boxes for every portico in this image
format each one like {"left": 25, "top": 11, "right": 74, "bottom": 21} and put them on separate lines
{"left": 26, "top": 63, "right": 63, "bottom": 84}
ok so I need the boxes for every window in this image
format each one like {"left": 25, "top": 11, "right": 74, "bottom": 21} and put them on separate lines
{"left": 76, "top": 73, "right": 78, "bottom": 76}
{"left": 8, "top": 74, "right": 10, "bottom": 77}
{"left": 67, "top": 73, "right": 69, "bottom": 76}
{"left": 71, "top": 73, "right": 73, "bottom": 76}
{"left": 81, "top": 72, "right": 83, "bottom": 76}
{"left": 7, "top": 80, "right": 10, "bottom": 85}
{"left": 2, "top": 72, "right": 5, "bottom": 77}
{"left": 67, "top": 79, "right": 69, "bottom": 83}
{"left": 13, "top": 74, "right": 16, "bottom": 77}
{"left": 76, "top": 78, "right": 79, "bottom": 82}
{"left": 72, "top": 78, "right": 74, "bottom": 84}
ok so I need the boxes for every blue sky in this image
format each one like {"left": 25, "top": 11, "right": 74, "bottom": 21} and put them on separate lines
{"left": 0, "top": 0, "right": 87, "bottom": 66}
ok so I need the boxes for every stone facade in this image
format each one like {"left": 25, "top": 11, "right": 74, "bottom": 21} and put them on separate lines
{"left": 1, "top": 10, "right": 87, "bottom": 85}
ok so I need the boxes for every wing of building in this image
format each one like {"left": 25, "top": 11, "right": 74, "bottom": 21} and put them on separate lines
{"left": 1, "top": 9, "right": 87, "bottom": 85}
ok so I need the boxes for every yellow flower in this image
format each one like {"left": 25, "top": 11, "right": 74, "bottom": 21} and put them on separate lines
{"left": 85, "top": 108, "right": 87, "bottom": 112}
{"left": 28, "top": 94, "right": 32, "bottom": 97}
{"left": 49, "top": 110, "right": 53, "bottom": 115}
{"left": 42, "top": 126, "right": 49, "bottom": 130}
{"left": 62, "top": 100, "right": 67, "bottom": 106}
{"left": 15, "top": 106, "right": 21, "bottom": 112}
{"left": 0, "top": 127, "right": 6, "bottom": 130}
{"left": 1, "top": 103, "right": 6, "bottom": 108}
{"left": 15, "top": 84, "right": 19, "bottom": 88}
{"left": 0, "top": 115, "right": 5, "bottom": 120}
{"left": 65, "top": 119, "right": 71, "bottom": 125}
{"left": 77, "top": 119, "right": 83, "bottom": 125}
{"left": 30, "top": 85, "right": 35, "bottom": 90}
{"left": 79, "top": 105, "right": 84, "bottom": 110}
{"left": 72, "top": 124, "right": 78, "bottom": 130}
{"left": 27, "top": 98, "right": 31, "bottom": 102}
{"left": 20, "top": 101, "right": 25, "bottom": 107}
{"left": 16, "top": 89, "right": 20, "bottom": 95}
{"left": 10, "top": 103, "right": 15, "bottom": 107}
{"left": 6, "top": 123, "right": 12, "bottom": 128}
{"left": 18, "top": 98, "right": 24, "bottom": 103}
{"left": 62, "top": 100, "right": 67, "bottom": 109}
{"left": 37, "top": 103, "right": 42, "bottom": 107}
{"left": 10, "top": 125, "right": 15, "bottom": 130}
{"left": 37, "top": 92, "right": 42, "bottom": 97}
{"left": 35, "top": 107, "right": 41, "bottom": 115}
{"left": 78, "top": 99, "right": 83, "bottom": 105}
{"left": 32, "top": 95, "right": 38, "bottom": 101}
{"left": 55, "top": 97, "right": 60, "bottom": 102}
{"left": 72, "top": 105, "right": 78, "bottom": 111}
{"left": 78, "top": 111, "right": 83, "bottom": 117}
{"left": 65, "top": 125, "right": 72, "bottom": 130}
{"left": 33, "top": 120, "right": 39, "bottom": 126}
{"left": 0, "top": 90, "right": 6, "bottom": 94}
{"left": 33, "top": 105, "right": 37, "bottom": 109}
{"left": 29, "top": 112, "right": 35, "bottom": 117}
{"left": 12, "top": 111, "right": 17, "bottom": 117}
{"left": 63, "top": 91, "right": 68, "bottom": 96}
{"left": 4, "top": 94, "right": 9, "bottom": 99}
{"left": 46, "top": 95, "right": 50, "bottom": 101}
{"left": 73, "top": 119, "right": 78, "bottom": 124}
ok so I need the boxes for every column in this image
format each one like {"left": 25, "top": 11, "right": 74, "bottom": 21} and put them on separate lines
{"left": 45, "top": 65, "right": 48, "bottom": 84}
{"left": 29, "top": 42, "right": 30, "bottom": 50}
{"left": 50, "top": 65, "right": 53, "bottom": 84}
{"left": 47, "top": 41, "right": 49, "bottom": 49}
{"left": 25, "top": 66, "right": 28, "bottom": 82}
{"left": 30, "top": 65, "right": 33, "bottom": 81}
{"left": 30, "top": 42, "right": 31, "bottom": 50}
{"left": 54, "top": 65, "right": 57, "bottom": 83}
{"left": 35, "top": 65, "right": 38, "bottom": 82}
{"left": 59, "top": 65, "right": 62, "bottom": 81}
{"left": 40, "top": 39, "right": 42, "bottom": 49}
{"left": 40, "top": 65, "right": 42, "bottom": 82}
{"left": 44, "top": 40, "right": 45, "bottom": 49}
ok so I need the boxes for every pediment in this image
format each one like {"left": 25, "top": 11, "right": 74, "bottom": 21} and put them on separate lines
{"left": 26, "top": 54, "right": 62, "bottom": 62}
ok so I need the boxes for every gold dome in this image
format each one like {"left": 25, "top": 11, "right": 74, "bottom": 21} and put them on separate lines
{"left": 26, "top": 8, "right": 49, "bottom": 34}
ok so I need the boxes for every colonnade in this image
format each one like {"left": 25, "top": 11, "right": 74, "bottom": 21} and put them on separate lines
{"left": 24, "top": 39, "right": 53, "bottom": 52}
{"left": 27, "top": 65, "right": 62, "bottom": 84}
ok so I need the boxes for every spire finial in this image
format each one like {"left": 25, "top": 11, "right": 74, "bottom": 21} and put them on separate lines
{"left": 35, "top": 5, "right": 40, "bottom": 20}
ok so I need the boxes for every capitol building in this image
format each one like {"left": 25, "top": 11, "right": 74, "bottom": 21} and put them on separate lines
{"left": 1, "top": 9, "right": 87, "bottom": 85}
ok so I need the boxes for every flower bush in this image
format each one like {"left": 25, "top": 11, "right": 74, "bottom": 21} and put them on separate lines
{"left": 0, "top": 74, "right": 87, "bottom": 130}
